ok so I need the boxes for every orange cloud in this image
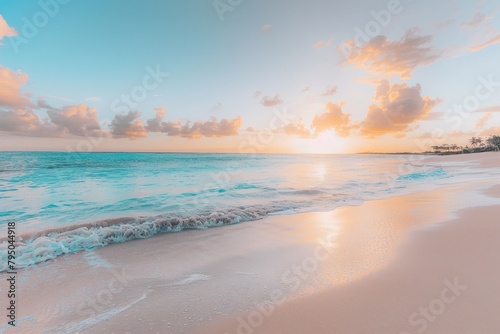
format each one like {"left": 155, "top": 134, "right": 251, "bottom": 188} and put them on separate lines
{"left": 361, "top": 80, "right": 440, "bottom": 137}
{"left": 469, "top": 34, "right": 500, "bottom": 52}
{"left": 313, "top": 37, "right": 333, "bottom": 49}
{"left": 342, "top": 29, "right": 440, "bottom": 79}
{"left": 480, "top": 126, "right": 500, "bottom": 137}
{"left": 0, "top": 66, "right": 31, "bottom": 107}
{"left": 312, "top": 102, "right": 357, "bottom": 137}
{"left": 0, "top": 15, "right": 17, "bottom": 42}
{"left": 476, "top": 112, "right": 492, "bottom": 129}
{"left": 281, "top": 120, "right": 316, "bottom": 139}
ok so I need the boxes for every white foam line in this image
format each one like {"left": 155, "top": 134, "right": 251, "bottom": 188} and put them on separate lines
{"left": 0, "top": 316, "right": 34, "bottom": 333}
{"left": 58, "top": 291, "right": 150, "bottom": 334}
{"left": 83, "top": 250, "right": 113, "bottom": 269}
{"left": 159, "top": 273, "right": 212, "bottom": 287}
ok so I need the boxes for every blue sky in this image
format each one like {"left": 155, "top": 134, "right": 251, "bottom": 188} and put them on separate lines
{"left": 0, "top": 0, "right": 499, "bottom": 153}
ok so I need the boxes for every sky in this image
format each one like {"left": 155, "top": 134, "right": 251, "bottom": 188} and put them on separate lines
{"left": 0, "top": 0, "right": 499, "bottom": 153}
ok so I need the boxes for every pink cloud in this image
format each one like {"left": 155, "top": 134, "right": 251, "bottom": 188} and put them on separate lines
{"left": 361, "top": 80, "right": 441, "bottom": 137}
{"left": 469, "top": 34, "right": 500, "bottom": 52}
{"left": 110, "top": 111, "right": 148, "bottom": 140}
{"left": 313, "top": 37, "right": 333, "bottom": 49}
{"left": 47, "top": 104, "right": 105, "bottom": 137}
{"left": 476, "top": 112, "right": 492, "bottom": 129}
{"left": 461, "top": 12, "right": 489, "bottom": 29}
{"left": 146, "top": 108, "right": 242, "bottom": 139}
{"left": 0, "top": 108, "right": 45, "bottom": 134}
{"left": 0, "top": 66, "right": 31, "bottom": 107}
{"left": 342, "top": 29, "right": 440, "bottom": 79}
{"left": 320, "top": 85, "right": 337, "bottom": 96}
{"left": 0, "top": 15, "right": 17, "bottom": 42}
{"left": 260, "top": 94, "right": 283, "bottom": 107}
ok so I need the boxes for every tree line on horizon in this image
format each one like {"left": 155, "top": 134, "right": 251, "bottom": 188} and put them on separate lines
{"left": 430, "top": 135, "right": 500, "bottom": 154}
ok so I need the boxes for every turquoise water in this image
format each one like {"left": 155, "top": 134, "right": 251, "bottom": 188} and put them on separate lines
{"left": 0, "top": 152, "right": 468, "bottom": 270}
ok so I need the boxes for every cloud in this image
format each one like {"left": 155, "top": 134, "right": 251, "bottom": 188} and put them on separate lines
{"left": 262, "top": 24, "right": 271, "bottom": 32}
{"left": 320, "top": 85, "right": 337, "bottom": 96}
{"left": 146, "top": 108, "right": 242, "bottom": 139}
{"left": 461, "top": 12, "right": 489, "bottom": 29}
{"left": 477, "top": 105, "right": 500, "bottom": 113}
{"left": 0, "top": 66, "right": 32, "bottom": 107}
{"left": 421, "top": 112, "right": 444, "bottom": 120}
{"left": 313, "top": 37, "right": 333, "bottom": 49}
{"left": 361, "top": 80, "right": 441, "bottom": 137}
{"left": 0, "top": 108, "right": 47, "bottom": 134}
{"left": 302, "top": 86, "right": 310, "bottom": 93}
{"left": 1, "top": 102, "right": 108, "bottom": 138}
{"left": 210, "top": 102, "right": 223, "bottom": 112}
{"left": 476, "top": 112, "right": 492, "bottom": 129}
{"left": 85, "top": 97, "right": 102, "bottom": 102}
{"left": 469, "top": 34, "right": 500, "bottom": 52}
{"left": 254, "top": 90, "right": 262, "bottom": 98}
{"left": 355, "top": 77, "right": 382, "bottom": 85}
{"left": 480, "top": 126, "right": 500, "bottom": 137}
{"left": 110, "top": 111, "right": 148, "bottom": 140}
{"left": 260, "top": 94, "right": 283, "bottom": 107}
{"left": 414, "top": 130, "right": 476, "bottom": 141}
{"left": 0, "top": 15, "right": 17, "bottom": 42}
{"left": 144, "top": 107, "right": 167, "bottom": 132}
{"left": 341, "top": 29, "right": 440, "bottom": 79}
{"left": 47, "top": 104, "right": 105, "bottom": 137}
{"left": 435, "top": 19, "right": 454, "bottom": 29}
{"left": 312, "top": 102, "right": 357, "bottom": 137}
{"left": 281, "top": 120, "right": 316, "bottom": 139}
{"left": 37, "top": 97, "right": 57, "bottom": 110}
{"left": 161, "top": 118, "right": 243, "bottom": 139}
{"left": 0, "top": 68, "right": 108, "bottom": 140}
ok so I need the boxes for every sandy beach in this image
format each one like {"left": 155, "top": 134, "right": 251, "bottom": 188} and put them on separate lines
{"left": 2, "top": 1, "right": 500, "bottom": 333}
{"left": 3, "top": 152, "right": 500, "bottom": 334}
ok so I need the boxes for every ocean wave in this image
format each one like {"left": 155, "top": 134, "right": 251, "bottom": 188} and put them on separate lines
{"left": 0, "top": 201, "right": 333, "bottom": 272}
{"left": 396, "top": 168, "right": 448, "bottom": 181}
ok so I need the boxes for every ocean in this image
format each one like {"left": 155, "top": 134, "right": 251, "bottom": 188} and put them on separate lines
{"left": 0, "top": 151, "right": 491, "bottom": 271}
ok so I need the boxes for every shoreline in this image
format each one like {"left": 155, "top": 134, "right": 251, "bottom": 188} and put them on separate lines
{"left": 200, "top": 184, "right": 500, "bottom": 334}
{"left": 2, "top": 153, "right": 499, "bottom": 334}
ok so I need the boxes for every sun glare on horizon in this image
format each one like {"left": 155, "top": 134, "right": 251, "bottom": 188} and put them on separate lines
{"left": 293, "top": 132, "right": 349, "bottom": 154}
